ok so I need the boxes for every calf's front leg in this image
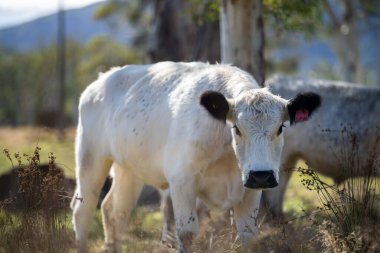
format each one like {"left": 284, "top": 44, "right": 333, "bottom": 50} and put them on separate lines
{"left": 168, "top": 175, "right": 198, "bottom": 253}
{"left": 234, "top": 189, "right": 262, "bottom": 253}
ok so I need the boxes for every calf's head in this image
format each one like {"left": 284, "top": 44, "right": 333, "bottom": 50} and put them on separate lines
{"left": 201, "top": 89, "right": 321, "bottom": 189}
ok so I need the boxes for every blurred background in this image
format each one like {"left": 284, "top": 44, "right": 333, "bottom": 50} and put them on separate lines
{"left": 0, "top": 0, "right": 379, "bottom": 129}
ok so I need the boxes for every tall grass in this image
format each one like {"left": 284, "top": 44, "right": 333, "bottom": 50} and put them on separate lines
{"left": 298, "top": 126, "right": 380, "bottom": 252}
{"left": 0, "top": 147, "right": 74, "bottom": 253}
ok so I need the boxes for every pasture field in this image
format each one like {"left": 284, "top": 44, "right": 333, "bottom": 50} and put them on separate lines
{"left": 0, "top": 127, "right": 76, "bottom": 177}
{"left": 0, "top": 127, "right": 379, "bottom": 252}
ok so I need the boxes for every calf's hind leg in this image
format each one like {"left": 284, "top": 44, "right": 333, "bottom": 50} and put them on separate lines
{"left": 72, "top": 151, "right": 112, "bottom": 253}
{"left": 101, "top": 163, "right": 144, "bottom": 253}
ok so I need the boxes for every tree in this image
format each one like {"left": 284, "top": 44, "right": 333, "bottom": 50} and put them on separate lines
{"left": 76, "top": 37, "right": 142, "bottom": 90}
{"left": 320, "top": 0, "right": 361, "bottom": 83}
{"left": 94, "top": 0, "right": 380, "bottom": 85}
{"left": 57, "top": 1, "right": 66, "bottom": 138}
{"left": 95, "top": 0, "right": 221, "bottom": 62}
{"left": 264, "top": 0, "right": 380, "bottom": 84}
{"left": 220, "top": 0, "right": 266, "bottom": 86}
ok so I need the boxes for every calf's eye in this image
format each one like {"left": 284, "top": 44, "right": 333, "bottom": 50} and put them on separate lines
{"left": 232, "top": 125, "right": 241, "bottom": 136}
{"left": 277, "top": 124, "right": 285, "bottom": 136}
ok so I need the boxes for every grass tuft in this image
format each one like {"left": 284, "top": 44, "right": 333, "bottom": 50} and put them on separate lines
{"left": 298, "top": 126, "right": 380, "bottom": 252}
{"left": 0, "top": 146, "right": 74, "bottom": 253}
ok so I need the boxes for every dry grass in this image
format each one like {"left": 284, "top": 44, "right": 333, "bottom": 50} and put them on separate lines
{"left": 0, "top": 127, "right": 379, "bottom": 253}
{"left": 192, "top": 211, "right": 241, "bottom": 253}
{"left": 297, "top": 126, "right": 380, "bottom": 253}
{"left": 317, "top": 220, "right": 380, "bottom": 253}
{"left": 0, "top": 146, "right": 74, "bottom": 253}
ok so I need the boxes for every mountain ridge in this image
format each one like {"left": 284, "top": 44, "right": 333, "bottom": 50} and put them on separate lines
{"left": 0, "top": 2, "right": 135, "bottom": 52}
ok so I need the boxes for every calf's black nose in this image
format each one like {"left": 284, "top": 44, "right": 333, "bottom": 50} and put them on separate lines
{"left": 244, "top": 170, "right": 278, "bottom": 189}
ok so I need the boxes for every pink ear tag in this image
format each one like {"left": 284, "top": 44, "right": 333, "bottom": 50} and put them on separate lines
{"left": 295, "top": 109, "right": 309, "bottom": 122}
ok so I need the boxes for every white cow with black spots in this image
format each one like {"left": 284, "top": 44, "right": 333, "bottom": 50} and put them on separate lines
{"left": 71, "top": 62, "right": 321, "bottom": 253}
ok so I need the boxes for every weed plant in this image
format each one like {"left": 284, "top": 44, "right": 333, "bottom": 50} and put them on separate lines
{"left": 0, "top": 147, "right": 73, "bottom": 253}
{"left": 298, "top": 126, "right": 380, "bottom": 252}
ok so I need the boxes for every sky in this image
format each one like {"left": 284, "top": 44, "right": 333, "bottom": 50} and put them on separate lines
{"left": 0, "top": 0, "right": 105, "bottom": 29}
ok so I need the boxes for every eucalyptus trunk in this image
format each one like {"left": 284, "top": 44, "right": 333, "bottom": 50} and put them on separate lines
{"left": 322, "top": 0, "right": 363, "bottom": 84}
{"left": 220, "top": 0, "right": 265, "bottom": 86}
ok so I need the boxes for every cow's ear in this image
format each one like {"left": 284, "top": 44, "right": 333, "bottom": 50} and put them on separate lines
{"left": 287, "top": 92, "right": 321, "bottom": 125}
{"left": 200, "top": 91, "right": 230, "bottom": 122}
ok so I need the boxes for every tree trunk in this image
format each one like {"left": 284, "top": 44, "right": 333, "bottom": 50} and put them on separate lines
{"left": 322, "top": 0, "right": 363, "bottom": 84}
{"left": 57, "top": 0, "right": 66, "bottom": 139}
{"left": 149, "top": 0, "right": 189, "bottom": 61}
{"left": 220, "top": 0, "right": 265, "bottom": 86}
{"left": 149, "top": 0, "right": 220, "bottom": 63}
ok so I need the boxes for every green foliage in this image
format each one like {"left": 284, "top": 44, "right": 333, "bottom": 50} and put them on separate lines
{"left": 95, "top": 0, "right": 153, "bottom": 24}
{"left": 0, "top": 44, "right": 67, "bottom": 125}
{"left": 0, "top": 53, "right": 20, "bottom": 125}
{"left": 360, "top": 0, "right": 380, "bottom": 19}
{"left": 263, "top": 0, "right": 323, "bottom": 35}
{"left": 77, "top": 36, "right": 142, "bottom": 88}
{"left": 94, "top": 0, "right": 122, "bottom": 19}
{"left": 0, "top": 37, "right": 142, "bottom": 126}
{"left": 95, "top": 0, "right": 154, "bottom": 53}
{"left": 0, "top": 48, "right": 55, "bottom": 125}
{"left": 187, "top": 0, "right": 220, "bottom": 25}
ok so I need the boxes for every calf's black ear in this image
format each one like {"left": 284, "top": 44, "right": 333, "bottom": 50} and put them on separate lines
{"left": 200, "top": 91, "right": 230, "bottom": 122}
{"left": 287, "top": 92, "right": 321, "bottom": 125}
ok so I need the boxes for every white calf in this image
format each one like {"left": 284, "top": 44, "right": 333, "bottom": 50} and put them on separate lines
{"left": 71, "top": 62, "right": 320, "bottom": 253}
{"left": 263, "top": 76, "right": 380, "bottom": 216}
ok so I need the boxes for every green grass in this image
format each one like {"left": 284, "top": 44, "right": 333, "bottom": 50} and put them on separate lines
{"left": 0, "top": 128, "right": 173, "bottom": 252}
{"left": 1, "top": 127, "right": 378, "bottom": 252}
{"left": 0, "top": 127, "right": 323, "bottom": 216}
{"left": 283, "top": 161, "right": 334, "bottom": 215}
{"left": 0, "top": 127, "right": 76, "bottom": 177}
{"left": 81, "top": 208, "right": 172, "bottom": 253}
{"left": 0, "top": 127, "right": 322, "bottom": 210}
